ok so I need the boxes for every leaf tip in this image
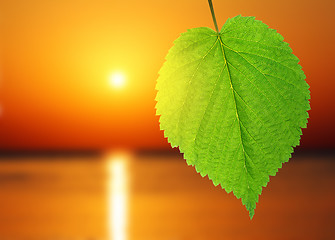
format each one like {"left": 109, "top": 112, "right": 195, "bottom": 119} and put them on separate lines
{"left": 249, "top": 210, "right": 255, "bottom": 220}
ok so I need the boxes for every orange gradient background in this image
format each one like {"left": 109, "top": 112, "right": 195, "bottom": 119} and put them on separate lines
{"left": 0, "top": 0, "right": 334, "bottom": 150}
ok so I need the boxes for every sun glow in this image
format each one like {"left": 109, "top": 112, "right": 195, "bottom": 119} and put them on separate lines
{"left": 107, "top": 153, "right": 129, "bottom": 240}
{"left": 109, "top": 72, "right": 126, "bottom": 89}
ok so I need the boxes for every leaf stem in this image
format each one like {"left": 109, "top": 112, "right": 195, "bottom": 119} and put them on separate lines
{"left": 207, "top": 0, "right": 219, "bottom": 33}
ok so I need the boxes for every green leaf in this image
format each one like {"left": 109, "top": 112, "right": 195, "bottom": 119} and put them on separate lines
{"left": 155, "top": 15, "right": 310, "bottom": 218}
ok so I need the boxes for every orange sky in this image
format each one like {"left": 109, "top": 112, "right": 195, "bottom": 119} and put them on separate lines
{"left": 0, "top": 0, "right": 334, "bottom": 150}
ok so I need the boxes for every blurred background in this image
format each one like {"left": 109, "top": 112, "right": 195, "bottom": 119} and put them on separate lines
{"left": 0, "top": 0, "right": 334, "bottom": 239}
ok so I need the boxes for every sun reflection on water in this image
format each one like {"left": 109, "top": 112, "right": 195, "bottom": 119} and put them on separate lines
{"left": 107, "top": 153, "right": 129, "bottom": 240}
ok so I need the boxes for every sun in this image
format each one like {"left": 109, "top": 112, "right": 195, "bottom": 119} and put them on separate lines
{"left": 109, "top": 72, "right": 126, "bottom": 89}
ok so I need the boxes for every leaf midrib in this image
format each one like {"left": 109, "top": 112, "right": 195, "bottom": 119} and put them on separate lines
{"left": 218, "top": 35, "right": 252, "bottom": 192}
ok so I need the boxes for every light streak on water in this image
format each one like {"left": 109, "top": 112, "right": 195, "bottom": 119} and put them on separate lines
{"left": 107, "top": 153, "right": 129, "bottom": 240}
